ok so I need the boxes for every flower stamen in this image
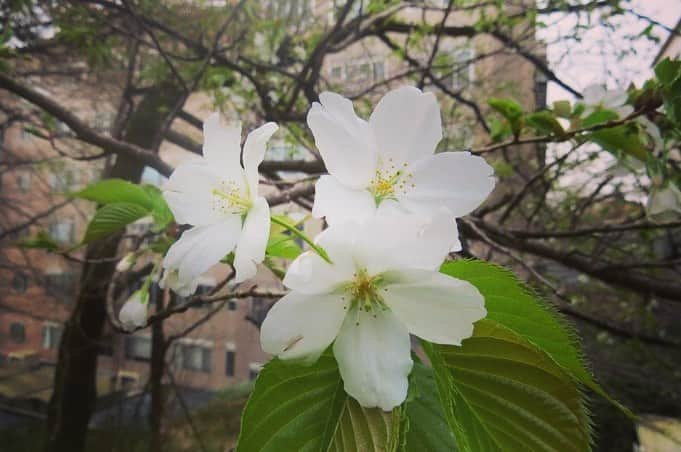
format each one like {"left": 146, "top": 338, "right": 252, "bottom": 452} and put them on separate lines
{"left": 212, "top": 184, "right": 252, "bottom": 214}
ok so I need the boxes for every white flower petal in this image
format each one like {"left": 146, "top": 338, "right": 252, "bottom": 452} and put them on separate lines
{"left": 307, "top": 92, "right": 377, "bottom": 188}
{"left": 203, "top": 112, "right": 242, "bottom": 170}
{"left": 402, "top": 151, "right": 495, "bottom": 218}
{"left": 260, "top": 291, "right": 348, "bottom": 362}
{"left": 283, "top": 251, "right": 352, "bottom": 295}
{"left": 582, "top": 84, "right": 605, "bottom": 105}
{"left": 158, "top": 269, "right": 200, "bottom": 297}
{"left": 647, "top": 183, "right": 681, "bottom": 222}
{"left": 382, "top": 269, "right": 486, "bottom": 345}
{"left": 163, "top": 217, "right": 242, "bottom": 283}
{"left": 369, "top": 86, "right": 442, "bottom": 165}
{"left": 119, "top": 292, "right": 148, "bottom": 331}
{"left": 243, "top": 122, "right": 278, "bottom": 197}
{"left": 312, "top": 175, "right": 376, "bottom": 225}
{"left": 352, "top": 211, "right": 455, "bottom": 274}
{"left": 333, "top": 308, "right": 412, "bottom": 411}
{"left": 233, "top": 197, "right": 270, "bottom": 282}
{"left": 163, "top": 163, "right": 226, "bottom": 225}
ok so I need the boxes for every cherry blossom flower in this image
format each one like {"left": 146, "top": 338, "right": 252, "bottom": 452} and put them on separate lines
{"left": 582, "top": 83, "right": 633, "bottom": 117}
{"left": 162, "top": 113, "right": 278, "bottom": 290}
{"left": 307, "top": 86, "right": 495, "bottom": 232}
{"left": 119, "top": 290, "right": 148, "bottom": 331}
{"left": 647, "top": 182, "right": 681, "bottom": 222}
{"left": 260, "top": 212, "right": 486, "bottom": 411}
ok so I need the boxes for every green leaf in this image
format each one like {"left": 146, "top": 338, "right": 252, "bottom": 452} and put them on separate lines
{"left": 73, "top": 178, "right": 155, "bottom": 210}
{"left": 142, "top": 184, "right": 174, "bottom": 231}
{"left": 402, "top": 364, "right": 457, "bottom": 451}
{"left": 237, "top": 353, "right": 401, "bottom": 452}
{"left": 581, "top": 109, "right": 619, "bottom": 128}
{"left": 552, "top": 100, "right": 572, "bottom": 118}
{"left": 526, "top": 111, "right": 565, "bottom": 137}
{"left": 440, "top": 260, "right": 631, "bottom": 417}
{"left": 488, "top": 98, "right": 524, "bottom": 136}
{"left": 440, "top": 260, "right": 588, "bottom": 383}
{"left": 424, "top": 320, "right": 592, "bottom": 452}
{"left": 588, "top": 125, "right": 648, "bottom": 161}
{"left": 83, "top": 202, "right": 150, "bottom": 243}
{"left": 18, "top": 230, "right": 60, "bottom": 252}
{"left": 266, "top": 233, "right": 303, "bottom": 259}
{"left": 654, "top": 58, "right": 681, "bottom": 86}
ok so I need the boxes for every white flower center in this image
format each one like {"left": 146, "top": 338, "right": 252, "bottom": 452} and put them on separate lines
{"left": 368, "top": 158, "right": 414, "bottom": 204}
{"left": 211, "top": 180, "right": 252, "bottom": 215}
{"left": 341, "top": 268, "right": 388, "bottom": 324}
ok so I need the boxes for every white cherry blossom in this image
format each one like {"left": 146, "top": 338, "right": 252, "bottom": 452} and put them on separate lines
{"left": 260, "top": 212, "right": 486, "bottom": 411}
{"left": 162, "top": 113, "right": 278, "bottom": 290}
{"left": 119, "top": 290, "right": 148, "bottom": 331}
{"left": 582, "top": 83, "right": 634, "bottom": 117}
{"left": 307, "top": 86, "right": 495, "bottom": 231}
{"left": 647, "top": 182, "right": 681, "bottom": 222}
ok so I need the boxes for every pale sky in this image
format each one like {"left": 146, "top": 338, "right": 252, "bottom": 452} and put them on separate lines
{"left": 540, "top": 0, "right": 681, "bottom": 103}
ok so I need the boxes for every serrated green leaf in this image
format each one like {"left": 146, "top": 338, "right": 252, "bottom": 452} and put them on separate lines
{"left": 440, "top": 260, "right": 589, "bottom": 383}
{"left": 237, "top": 353, "right": 401, "bottom": 452}
{"left": 526, "top": 111, "right": 565, "bottom": 137}
{"left": 440, "top": 260, "right": 631, "bottom": 418}
{"left": 73, "top": 178, "right": 155, "bottom": 209}
{"left": 402, "top": 364, "right": 457, "bottom": 451}
{"left": 83, "top": 202, "right": 150, "bottom": 243}
{"left": 424, "top": 320, "right": 592, "bottom": 452}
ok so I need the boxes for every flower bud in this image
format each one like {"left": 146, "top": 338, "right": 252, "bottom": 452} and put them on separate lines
{"left": 119, "top": 290, "right": 148, "bottom": 331}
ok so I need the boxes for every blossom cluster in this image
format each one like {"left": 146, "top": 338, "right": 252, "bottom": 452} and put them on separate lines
{"left": 126, "top": 86, "right": 496, "bottom": 410}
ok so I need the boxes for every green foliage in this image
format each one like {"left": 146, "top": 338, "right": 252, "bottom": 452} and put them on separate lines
{"left": 654, "top": 58, "right": 681, "bottom": 125}
{"left": 18, "top": 230, "right": 60, "bottom": 252}
{"left": 402, "top": 364, "right": 457, "bottom": 451}
{"left": 423, "top": 320, "right": 592, "bottom": 452}
{"left": 236, "top": 352, "right": 401, "bottom": 452}
{"left": 441, "top": 260, "right": 631, "bottom": 418}
{"left": 525, "top": 111, "right": 565, "bottom": 137}
{"left": 441, "top": 260, "right": 590, "bottom": 385}
{"left": 488, "top": 98, "right": 524, "bottom": 137}
{"left": 552, "top": 100, "right": 572, "bottom": 118}
{"left": 74, "top": 179, "right": 156, "bottom": 209}
{"left": 84, "top": 203, "right": 150, "bottom": 243}
{"left": 588, "top": 125, "right": 648, "bottom": 161}
{"left": 581, "top": 109, "right": 619, "bottom": 128}
{"left": 74, "top": 179, "right": 174, "bottom": 243}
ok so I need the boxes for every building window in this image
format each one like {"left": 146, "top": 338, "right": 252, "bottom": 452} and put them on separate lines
{"left": 373, "top": 61, "right": 385, "bottom": 81}
{"left": 42, "top": 323, "right": 62, "bottom": 349}
{"left": 9, "top": 323, "right": 26, "bottom": 343}
{"left": 125, "top": 336, "right": 152, "bottom": 362}
{"left": 179, "top": 343, "right": 212, "bottom": 373}
{"left": 45, "top": 272, "right": 75, "bottom": 296}
{"left": 48, "top": 170, "right": 76, "bottom": 191}
{"left": 330, "top": 65, "right": 343, "bottom": 79}
{"left": 16, "top": 172, "right": 31, "bottom": 191}
{"left": 12, "top": 272, "right": 28, "bottom": 293}
{"left": 227, "top": 300, "right": 238, "bottom": 311}
{"left": 250, "top": 298, "right": 268, "bottom": 325}
{"left": 49, "top": 220, "right": 74, "bottom": 243}
{"left": 225, "top": 350, "right": 236, "bottom": 377}
{"left": 448, "top": 47, "right": 475, "bottom": 91}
